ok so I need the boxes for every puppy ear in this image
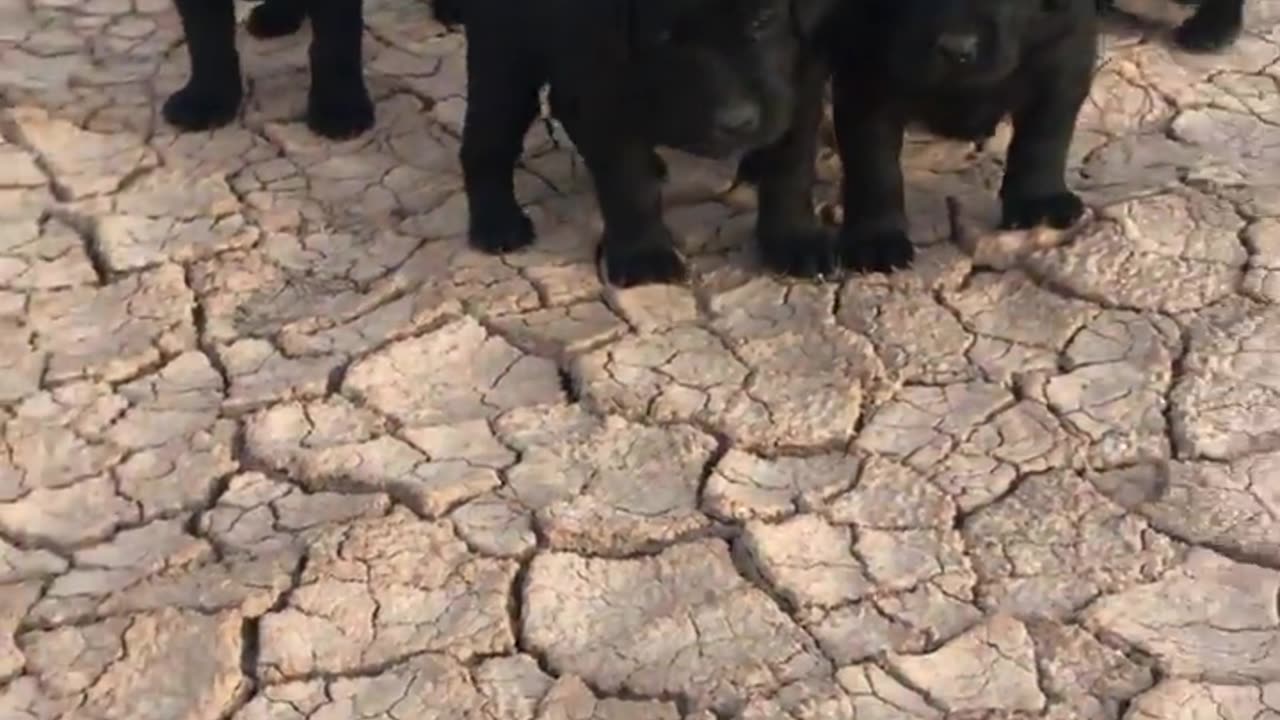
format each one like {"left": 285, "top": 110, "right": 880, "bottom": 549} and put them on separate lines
{"left": 791, "top": 0, "right": 837, "bottom": 37}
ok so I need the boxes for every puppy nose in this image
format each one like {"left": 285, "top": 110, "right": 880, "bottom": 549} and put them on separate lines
{"left": 713, "top": 103, "right": 761, "bottom": 137}
{"left": 936, "top": 32, "right": 980, "bottom": 64}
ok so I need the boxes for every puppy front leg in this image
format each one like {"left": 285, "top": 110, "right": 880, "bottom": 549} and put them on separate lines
{"left": 999, "top": 58, "right": 1092, "bottom": 231}
{"left": 832, "top": 86, "right": 914, "bottom": 273}
{"left": 1176, "top": 0, "right": 1244, "bottom": 51}
{"left": 459, "top": 43, "right": 542, "bottom": 253}
{"left": 750, "top": 55, "right": 838, "bottom": 278}
{"left": 305, "top": 0, "right": 375, "bottom": 138}
{"left": 579, "top": 140, "right": 687, "bottom": 288}
{"left": 163, "top": 0, "right": 242, "bottom": 131}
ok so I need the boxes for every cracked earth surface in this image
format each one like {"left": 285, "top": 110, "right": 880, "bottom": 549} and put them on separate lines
{"left": 2, "top": 0, "right": 1280, "bottom": 717}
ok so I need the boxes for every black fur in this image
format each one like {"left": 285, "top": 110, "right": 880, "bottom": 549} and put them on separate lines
{"left": 763, "top": 0, "right": 1099, "bottom": 274}
{"left": 1096, "top": 0, "right": 1244, "bottom": 51}
{"left": 439, "top": 0, "right": 837, "bottom": 287}
{"left": 163, "top": 0, "right": 374, "bottom": 139}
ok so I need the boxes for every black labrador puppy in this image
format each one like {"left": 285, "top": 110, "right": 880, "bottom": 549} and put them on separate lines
{"left": 811, "top": 0, "right": 1098, "bottom": 272}
{"left": 1096, "top": 0, "right": 1244, "bottom": 51}
{"left": 163, "top": 0, "right": 374, "bottom": 139}
{"left": 439, "top": 0, "right": 837, "bottom": 287}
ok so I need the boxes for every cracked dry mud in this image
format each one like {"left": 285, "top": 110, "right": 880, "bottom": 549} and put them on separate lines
{"left": 3, "top": 0, "right": 1280, "bottom": 717}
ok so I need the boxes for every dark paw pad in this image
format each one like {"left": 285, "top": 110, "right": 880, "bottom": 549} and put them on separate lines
{"left": 162, "top": 82, "right": 242, "bottom": 132}
{"left": 306, "top": 85, "right": 375, "bottom": 139}
{"left": 247, "top": 0, "right": 307, "bottom": 39}
{"left": 470, "top": 210, "right": 535, "bottom": 254}
{"left": 758, "top": 227, "right": 838, "bottom": 278}
{"left": 837, "top": 227, "right": 915, "bottom": 274}
{"left": 1001, "top": 192, "right": 1086, "bottom": 230}
{"left": 602, "top": 237, "right": 688, "bottom": 288}
{"left": 1174, "top": 12, "right": 1241, "bottom": 52}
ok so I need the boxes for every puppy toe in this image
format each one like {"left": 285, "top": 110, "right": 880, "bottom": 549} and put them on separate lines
{"left": 837, "top": 227, "right": 915, "bottom": 274}
{"left": 306, "top": 82, "right": 375, "bottom": 139}
{"left": 247, "top": 2, "right": 307, "bottom": 39}
{"left": 470, "top": 212, "right": 535, "bottom": 254}
{"left": 602, "top": 238, "right": 689, "bottom": 288}
{"left": 758, "top": 227, "right": 838, "bottom": 278}
{"left": 1001, "top": 192, "right": 1085, "bottom": 231}
{"left": 162, "top": 83, "right": 242, "bottom": 132}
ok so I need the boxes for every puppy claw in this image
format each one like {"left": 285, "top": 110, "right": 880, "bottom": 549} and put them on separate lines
{"left": 758, "top": 227, "right": 838, "bottom": 278}
{"left": 838, "top": 228, "right": 915, "bottom": 274}
{"left": 306, "top": 87, "right": 376, "bottom": 139}
{"left": 469, "top": 212, "right": 536, "bottom": 254}
{"left": 247, "top": 1, "right": 307, "bottom": 39}
{"left": 162, "top": 83, "right": 242, "bottom": 132}
{"left": 601, "top": 239, "right": 688, "bottom": 288}
{"left": 1000, "top": 192, "right": 1086, "bottom": 231}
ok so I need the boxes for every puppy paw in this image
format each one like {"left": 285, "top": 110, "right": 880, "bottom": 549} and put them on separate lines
{"left": 601, "top": 232, "right": 688, "bottom": 288}
{"left": 162, "top": 81, "right": 242, "bottom": 132}
{"left": 306, "top": 83, "right": 375, "bottom": 139}
{"left": 1174, "top": 12, "right": 1240, "bottom": 52}
{"left": 247, "top": 0, "right": 307, "bottom": 39}
{"left": 469, "top": 209, "right": 535, "bottom": 254}
{"left": 758, "top": 226, "right": 838, "bottom": 278}
{"left": 837, "top": 226, "right": 915, "bottom": 274}
{"left": 1001, "top": 192, "right": 1086, "bottom": 230}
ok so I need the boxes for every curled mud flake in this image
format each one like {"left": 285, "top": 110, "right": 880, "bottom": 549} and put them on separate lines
{"left": 702, "top": 449, "right": 861, "bottom": 522}
{"left": 1125, "top": 679, "right": 1280, "bottom": 720}
{"left": 3, "top": 106, "right": 158, "bottom": 200}
{"left": 496, "top": 404, "right": 716, "bottom": 555}
{"left": 888, "top": 615, "right": 1046, "bottom": 714}
{"left": 28, "top": 264, "right": 195, "bottom": 384}
{"left": 575, "top": 322, "right": 876, "bottom": 451}
{"left": 1170, "top": 302, "right": 1280, "bottom": 461}
{"left": 257, "top": 508, "right": 517, "bottom": 681}
{"left": 521, "top": 540, "right": 829, "bottom": 715}
{"left": 245, "top": 397, "right": 506, "bottom": 519}
{"left": 0, "top": 217, "right": 97, "bottom": 291}
{"left": 964, "top": 471, "right": 1183, "bottom": 620}
{"left": 28, "top": 515, "right": 298, "bottom": 626}
{"left": 1083, "top": 548, "right": 1280, "bottom": 684}
{"left": 19, "top": 608, "right": 246, "bottom": 720}
{"left": 344, "top": 316, "right": 563, "bottom": 427}
{"left": 1024, "top": 191, "right": 1246, "bottom": 313}
{"left": 1092, "top": 451, "right": 1280, "bottom": 567}
{"left": 738, "top": 665, "right": 940, "bottom": 720}
{"left": 233, "top": 653, "right": 555, "bottom": 720}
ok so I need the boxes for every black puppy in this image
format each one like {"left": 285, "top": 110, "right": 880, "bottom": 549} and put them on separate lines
{"left": 817, "top": 0, "right": 1098, "bottom": 272}
{"left": 442, "top": 0, "right": 836, "bottom": 287}
{"left": 164, "top": 0, "right": 374, "bottom": 139}
{"left": 1096, "top": 0, "right": 1244, "bottom": 51}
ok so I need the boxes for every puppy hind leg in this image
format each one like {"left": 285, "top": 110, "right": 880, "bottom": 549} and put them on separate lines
{"left": 460, "top": 48, "right": 542, "bottom": 254}
{"left": 305, "top": 0, "right": 375, "bottom": 138}
{"left": 1175, "top": 0, "right": 1244, "bottom": 51}
{"left": 832, "top": 86, "right": 914, "bottom": 274}
{"left": 248, "top": 0, "right": 308, "bottom": 39}
{"left": 750, "top": 57, "right": 838, "bottom": 278}
{"left": 163, "top": 0, "right": 242, "bottom": 131}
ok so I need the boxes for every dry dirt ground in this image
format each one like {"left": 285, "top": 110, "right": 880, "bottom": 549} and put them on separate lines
{"left": 1, "top": 0, "right": 1280, "bottom": 717}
